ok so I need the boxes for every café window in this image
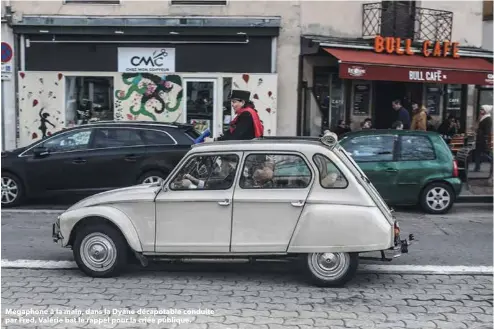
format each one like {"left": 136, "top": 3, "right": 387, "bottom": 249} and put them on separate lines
{"left": 313, "top": 71, "right": 345, "bottom": 135}
{"left": 477, "top": 86, "right": 494, "bottom": 119}
{"left": 65, "top": 76, "right": 114, "bottom": 126}
{"left": 444, "top": 84, "right": 462, "bottom": 119}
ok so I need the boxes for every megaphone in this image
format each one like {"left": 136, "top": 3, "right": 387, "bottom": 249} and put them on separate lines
{"left": 194, "top": 128, "right": 211, "bottom": 144}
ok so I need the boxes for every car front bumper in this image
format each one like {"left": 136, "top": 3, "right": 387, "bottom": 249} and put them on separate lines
{"left": 52, "top": 217, "right": 64, "bottom": 244}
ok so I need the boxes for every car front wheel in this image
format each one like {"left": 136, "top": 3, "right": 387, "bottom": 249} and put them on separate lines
{"left": 73, "top": 224, "right": 128, "bottom": 278}
{"left": 304, "top": 252, "right": 359, "bottom": 287}
{"left": 138, "top": 170, "right": 167, "bottom": 185}
{"left": 420, "top": 182, "right": 454, "bottom": 214}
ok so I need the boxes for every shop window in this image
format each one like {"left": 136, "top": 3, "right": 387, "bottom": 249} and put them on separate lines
{"left": 329, "top": 74, "right": 345, "bottom": 131}
{"left": 444, "top": 84, "right": 462, "bottom": 121}
{"left": 313, "top": 71, "right": 330, "bottom": 134}
{"left": 65, "top": 76, "right": 114, "bottom": 126}
{"left": 185, "top": 80, "right": 215, "bottom": 135}
{"left": 312, "top": 71, "right": 345, "bottom": 135}
{"left": 477, "top": 86, "right": 494, "bottom": 119}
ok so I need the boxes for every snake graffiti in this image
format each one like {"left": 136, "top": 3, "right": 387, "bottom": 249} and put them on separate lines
{"left": 115, "top": 73, "right": 183, "bottom": 121}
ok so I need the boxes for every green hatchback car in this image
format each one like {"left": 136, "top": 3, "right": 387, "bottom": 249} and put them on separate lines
{"left": 337, "top": 130, "right": 462, "bottom": 214}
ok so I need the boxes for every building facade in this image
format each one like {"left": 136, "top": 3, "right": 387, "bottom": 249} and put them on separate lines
{"left": 2, "top": 0, "right": 493, "bottom": 149}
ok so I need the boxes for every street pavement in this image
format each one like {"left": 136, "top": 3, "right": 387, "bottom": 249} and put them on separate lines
{"left": 2, "top": 267, "right": 493, "bottom": 329}
{"left": 2, "top": 204, "right": 493, "bottom": 266}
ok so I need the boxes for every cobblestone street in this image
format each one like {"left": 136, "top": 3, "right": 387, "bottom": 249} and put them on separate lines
{"left": 2, "top": 267, "right": 493, "bottom": 329}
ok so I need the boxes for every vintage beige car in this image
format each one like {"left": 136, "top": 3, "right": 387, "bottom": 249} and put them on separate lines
{"left": 52, "top": 134, "right": 413, "bottom": 287}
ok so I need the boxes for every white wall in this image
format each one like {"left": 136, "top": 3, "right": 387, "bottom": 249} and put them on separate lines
{"left": 1, "top": 22, "right": 17, "bottom": 150}
{"left": 482, "top": 20, "right": 493, "bottom": 50}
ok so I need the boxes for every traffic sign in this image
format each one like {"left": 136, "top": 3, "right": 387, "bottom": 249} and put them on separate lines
{"left": 2, "top": 42, "right": 13, "bottom": 63}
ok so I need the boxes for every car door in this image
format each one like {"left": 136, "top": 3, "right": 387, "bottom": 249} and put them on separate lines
{"left": 154, "top": 152, "right": 242, "bottom": 253}
{"left": 24, "top": 128, "right": 94, "bottom": 192}
{"left": 87, "top": 127, "right": 149, "bottom": 190}
{"left": 395, "top": 134, "right": 438, "bottom": 204}
{"left": 340, "top": 134, "right": 400, "bottom": 203}
{"left": 230, "top": 152, "right": 313, "bottom": 252}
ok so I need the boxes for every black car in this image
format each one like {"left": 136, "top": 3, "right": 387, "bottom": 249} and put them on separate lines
{"left": 1, "top": 121, "right": 200, "bottom": 207}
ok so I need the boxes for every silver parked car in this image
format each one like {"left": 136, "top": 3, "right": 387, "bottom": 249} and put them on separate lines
{"left": 53, "top": 133, "right": 413, "bottom": 287}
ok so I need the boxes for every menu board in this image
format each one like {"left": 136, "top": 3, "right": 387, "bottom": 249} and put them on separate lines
{"left": 352, "top": 83, "right": 370, "bottom": 116}
{"left": 425, "top": 85, "right": 441, "bottom": 115}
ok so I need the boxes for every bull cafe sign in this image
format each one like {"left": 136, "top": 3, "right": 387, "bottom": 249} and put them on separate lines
{"left": 373, "top": 36, "right": 460, "bottom": 82}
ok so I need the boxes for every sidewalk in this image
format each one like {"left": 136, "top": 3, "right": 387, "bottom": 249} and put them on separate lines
{"left": 461, "top": 163, "right": 493, "bottom": 196}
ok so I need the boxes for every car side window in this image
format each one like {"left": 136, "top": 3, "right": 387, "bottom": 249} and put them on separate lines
{"left": 343, "top": 135, "right": 395, "bottom": 162}
{"left": 140, "top": 130, "right": 175, "bottom": 145}
{"left": 239, "top": 154, "right": 311, "bottom": 189}
{"left": 170, "top": 154, "right": 239, "bottom": 190}
{"left": 41, "top": 130, "right": 92, "bottom": 153}
{"left": 399, "top": 135, "right": 436, "bottom": 161}
{"left": 313, "top": 154, "right": 348, "bottom": 189}
{"left": 92, "top": 128, "right": 144, "bottom": 148}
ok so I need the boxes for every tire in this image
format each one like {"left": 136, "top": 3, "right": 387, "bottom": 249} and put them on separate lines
{"left": 304, "top": 252, "right": 359, "bottom": 287}
{"left": 1, "top": 172, "right": 25, "bottom": 208}
{"left": 73, "top": 223, "right": 128, "bottom": 278}
{"left": 420, "top": 182, "right": 455, "bottom": 214}
{"left": 138, "top": 170, "right": 167, "bottom": 185}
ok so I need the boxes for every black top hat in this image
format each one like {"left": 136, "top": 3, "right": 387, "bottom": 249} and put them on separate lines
{"left": 230, "top": 90, "right": 251, "bottom": 102}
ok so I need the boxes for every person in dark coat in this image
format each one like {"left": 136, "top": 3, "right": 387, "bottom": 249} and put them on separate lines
{"left": 215, "top": 90, "right": 264, "bottom": 141}
{"left": 392, "top": 99, "right": 411, "bottom": 129}
{"left": 474, "top": 105, "right": 493, "bottom": 172}
{"left": 437, "top": 114, "right": 459, "bottom": 145}
{"left": 333, "top": 120, "right": 351, "bottom": 138}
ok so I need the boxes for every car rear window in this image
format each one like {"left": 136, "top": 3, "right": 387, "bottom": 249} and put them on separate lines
{"left": 398, "top": 135, "right": 436, "bottom": 161}
{"left": 141, "top": 130, "right": 176, "bottom": 145}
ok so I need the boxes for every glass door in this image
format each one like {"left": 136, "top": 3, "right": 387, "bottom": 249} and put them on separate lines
{"left": 183, "top": 79, "right": 218, "bottom": 136}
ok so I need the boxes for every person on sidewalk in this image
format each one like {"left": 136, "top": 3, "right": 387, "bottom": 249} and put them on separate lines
{"left": 474, "top": 104, "right": 493, "bottom": 172}
{"left": 214, "top": 90, "right": 264, "bottom": 141}
{"left": 411, "top": 105, "right": 428, "bottom": 131}
{"left": 392, "top": 99, "right": 411, "bottom": 130}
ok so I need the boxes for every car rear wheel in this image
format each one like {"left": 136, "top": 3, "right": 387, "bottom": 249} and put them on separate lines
{"left": 304, "top": 252, "right": 359, "bottom": 287}
{"left": 1, "top": 173, "right": 24, "bottom": 208}
{"left": 420, "top": 182, "right": 454, "bottom": 214}
{"left": 73, "top": 224, "right": 128, "bottom": 278}
{"left": 138, "top": 170, "right": 167, "bottom": 185}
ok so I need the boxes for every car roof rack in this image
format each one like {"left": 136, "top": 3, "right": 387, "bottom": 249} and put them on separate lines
{"left": 83, "top": 120, "right": 194, "bottom": 128}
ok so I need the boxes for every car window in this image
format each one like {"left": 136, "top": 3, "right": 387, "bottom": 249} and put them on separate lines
{"left": 42, "top": 130, "right": 92, "bottom": 153}
{"left": 313, "top": 154, "right": 348, "bottom": 188}
{"left": 170, "top": 154, "right": 239, "bottom": 190}
{"left": 399, "top": 135, "right": 436, "bottom": 161}
{"left": 92, "top": 128, "right": 144, "bottom": 148}
{"left": 141, "top": 130, "right": 175, "bottom": 145}
{"left": 342, "top": 135, "right": 395, "bottom": 162}
{"left": 239, "top": 154, "right": 311, "bottom": 189}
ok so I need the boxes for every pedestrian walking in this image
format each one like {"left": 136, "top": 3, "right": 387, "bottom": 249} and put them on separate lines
{"left": 392, "top": 99, "right": 411, "bottom": 129}
{"left": 473, "top": 104, "right": 493, "bottom": 172}
{"left": 411, "top": 105, "right": 427, "bottom": 131}
{"left": 214, "top": 89, "right": 264, "bottom": 141}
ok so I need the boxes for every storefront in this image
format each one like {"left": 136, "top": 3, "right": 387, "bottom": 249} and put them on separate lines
{"left": 12, "top": 16, "right": 280, "bottom": 148}
{"left": 299, "top": 35, "right": 493, "bottom": 136}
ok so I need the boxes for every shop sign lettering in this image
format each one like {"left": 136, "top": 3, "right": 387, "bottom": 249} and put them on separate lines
{"left": 409, "top": 70, "right": 447, "bottom": 82}
{"left": 118, "top": 47, "right": 176, "bottom": 73}
{"left": 348, "top": 66, "right": 366, "bottom": 77}
{"left": 486, "top": 73, "right": 494, "bottom": 84}
{"left": 374, "top": 36, "right": 460, "bottom": 58}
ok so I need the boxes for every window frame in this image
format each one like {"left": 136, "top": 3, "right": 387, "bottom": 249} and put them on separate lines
{"left": 340, "top": 134, "right": 398, "bottom": 163}
{"left": 312, "top": 153, "right": 349, "bottom": 189}
{"left": 396, "top": 135, "right": 437, "bottom": 162}
{"left": 238, "top": 152, "right": 314, "bottom": 190}
{"left": 168, "top": 153, "right": 240, "bottom": 191}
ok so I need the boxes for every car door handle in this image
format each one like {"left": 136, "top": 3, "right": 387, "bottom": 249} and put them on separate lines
{"left": 218, "top": 199, "right": 231, "bottom": 206}
{"left": 125, "top": 154, "right": 139, "bottom": 162}
{"left": 291, "top": 200, "right": 305, "bottom": 207}
{"left": 72, "top": 158, "right": 87, "bottom": 164}
{"left": 385, "top": 168, "right": 398, "bottom": 172}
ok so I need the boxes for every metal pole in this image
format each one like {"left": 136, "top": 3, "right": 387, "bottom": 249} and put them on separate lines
{"left": 1, "top": 81, "right": 6, "bottom": 151}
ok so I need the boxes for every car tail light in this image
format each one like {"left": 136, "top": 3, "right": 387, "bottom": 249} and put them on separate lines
{"left": 394, "top": 222, "right": 400, "bottom": 238}
{"left": 453, "top": 160, "right": 459, "bottom": 177}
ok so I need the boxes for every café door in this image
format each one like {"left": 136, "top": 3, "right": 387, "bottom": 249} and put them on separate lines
{"left": 183, "top": 78, "right": 221, "bottom": 137}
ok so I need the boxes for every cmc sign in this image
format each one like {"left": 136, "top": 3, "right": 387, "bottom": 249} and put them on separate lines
{"left": 118, "top": 48, "right": 176, "bottom": 73}
{"left": 374, "top": 36, "right": 460, "bottom": 58}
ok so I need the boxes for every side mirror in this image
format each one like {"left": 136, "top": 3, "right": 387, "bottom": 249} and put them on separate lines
{"left": 33, "top": 146, "right": 50, "bottom": 158}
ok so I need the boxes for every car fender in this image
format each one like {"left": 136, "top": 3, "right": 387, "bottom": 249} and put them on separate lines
{"left": 287, "top": 204, "right": 393, "bottom": 253}
{"left": 59, "top": 205, "right": 143, "bottom": 252}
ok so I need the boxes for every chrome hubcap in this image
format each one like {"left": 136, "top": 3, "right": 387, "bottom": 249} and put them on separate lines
{"left": 80, "top": 233, "right": 116, "bottom": 272}
{"left": 142, "top": 176, "right": 163, "bottom": 185}
{"left": 309, "top": 252, "right": 350, "bottom": 281}
{"left": 1, "top": 177, "right": 18, "bottom": 204}
{"left": 426, "top": 187, "right": 450, "bottom": 211}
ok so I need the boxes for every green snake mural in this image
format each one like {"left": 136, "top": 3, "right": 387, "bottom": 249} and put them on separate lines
{"left": 115, "top": 73, "right": 183, "bottom": 121}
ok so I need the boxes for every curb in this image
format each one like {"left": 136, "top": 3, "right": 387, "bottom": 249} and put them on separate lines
{"left": 2, "top": 260, "right": 493, "bottom": 275}
{"left": 457, "top": 195, "right": 493, "bottom": 203}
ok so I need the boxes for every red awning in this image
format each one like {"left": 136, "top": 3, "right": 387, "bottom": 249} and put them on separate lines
{"left": 323, "top": 48, "right": 493, "bottom": 85}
